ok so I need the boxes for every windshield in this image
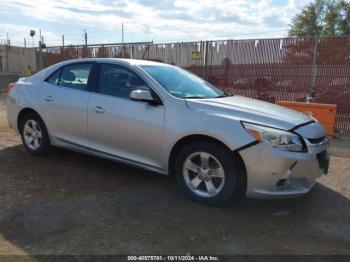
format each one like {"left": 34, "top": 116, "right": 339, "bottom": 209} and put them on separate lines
{"left": 141, "top": 65, "right": 226, "bottom": 99}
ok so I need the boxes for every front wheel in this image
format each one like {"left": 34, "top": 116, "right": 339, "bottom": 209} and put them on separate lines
{"left": 175, "top": 141, "right": 244, "bottom": 206}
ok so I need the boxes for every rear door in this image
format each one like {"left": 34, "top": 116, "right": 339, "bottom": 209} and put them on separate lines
{"left": 87, "top": 63, "right": 165, "bottom": 169}
{"left": 42, "top": 62, "right": 95, "bottom": 147}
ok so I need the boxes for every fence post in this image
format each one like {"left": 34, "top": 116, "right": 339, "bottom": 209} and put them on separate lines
{"left": 38, "top": 41, "right": 44, "bottom": 70}
{"left": 203, "top": 41, "right": 208, "bottom": 79}
{"left": 148, "top": 44, "right": 150, "bottom": 60}
{"left": 223, "top": 57, "right": 230, "bottom": 88}
{"left": 309, "top": 36, "right": 320, "bottom": 100}
{"left": 4, "top": 45, "right": 9, "bottom": 72}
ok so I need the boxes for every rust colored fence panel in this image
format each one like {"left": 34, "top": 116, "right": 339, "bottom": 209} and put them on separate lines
{"left": 41, "top": 36, "right": 350, "bottom": 134}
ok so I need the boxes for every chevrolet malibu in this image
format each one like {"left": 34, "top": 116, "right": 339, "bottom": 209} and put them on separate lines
{"left": 6, "top": 58, "right": 330, "bottom": 205}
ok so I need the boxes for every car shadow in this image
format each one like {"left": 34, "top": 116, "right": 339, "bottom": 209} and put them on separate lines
{"left": 0, "top": 145, "right": 349, "bottom": 256}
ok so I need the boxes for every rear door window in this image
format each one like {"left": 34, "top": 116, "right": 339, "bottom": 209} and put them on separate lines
{"left": 59, "top": 63, "right": 93, "bottom": 91}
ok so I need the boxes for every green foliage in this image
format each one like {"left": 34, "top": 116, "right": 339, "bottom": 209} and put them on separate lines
{"left": 289, "top": 0, "right": 350, "bottom": 36}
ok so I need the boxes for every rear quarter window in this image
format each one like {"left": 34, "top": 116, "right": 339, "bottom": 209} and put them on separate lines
{"left": 46, "top": 70, "right": 61, "bottom": 85}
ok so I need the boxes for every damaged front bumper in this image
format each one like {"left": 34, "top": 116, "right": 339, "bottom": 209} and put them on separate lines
{"left": 239, "top": 122, "right": 329, "bottom": 199}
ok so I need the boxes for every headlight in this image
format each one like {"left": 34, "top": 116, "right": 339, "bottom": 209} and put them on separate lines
{"left": 242, "top": 122, "right": 306, "bottom": 152}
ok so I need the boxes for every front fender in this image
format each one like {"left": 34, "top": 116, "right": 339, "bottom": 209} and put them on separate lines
{"left": 160, "top": 106, "right": 256, "bottom": 173}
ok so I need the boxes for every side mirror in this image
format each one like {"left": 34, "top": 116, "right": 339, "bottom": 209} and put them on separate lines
{"left": 130, "top": 89, "right": 157, "bottom": 103}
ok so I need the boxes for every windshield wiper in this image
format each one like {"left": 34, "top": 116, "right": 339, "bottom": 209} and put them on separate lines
{"left": 184, "top": 96, "right": 205, "bottom": 99}
{"left": 215, "top": 92, "right": 234, "bottom": 98}
{"left": 185, "top": 92, "right": 233, "bottom": 99}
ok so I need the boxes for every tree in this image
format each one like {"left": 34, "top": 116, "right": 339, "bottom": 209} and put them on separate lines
{"left": 289, "top": 0, "right": 350, "bottom": 37}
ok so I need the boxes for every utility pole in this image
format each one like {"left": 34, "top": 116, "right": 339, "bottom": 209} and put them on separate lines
{"left": 122, "top": 23, "right": 124, "bottom": 43}
{"left": 24, "top": 37, "right": 26, "bottom": 48}
{"left": 84, "top": 29, "right": 87, "bottom": 46}
{"left": 62, "top": 35, "right": 65, "bottom": 47}
{"left": 6, "top": 33, "right": 9, "bottom": 45}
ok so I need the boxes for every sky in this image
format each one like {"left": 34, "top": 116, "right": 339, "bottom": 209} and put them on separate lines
{"left": 0, "top": 0, "right": 312, "bottom": 47}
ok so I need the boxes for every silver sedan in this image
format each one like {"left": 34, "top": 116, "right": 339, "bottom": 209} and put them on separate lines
{"left": 6, "top": 58, "right": 330, "bottom": 205}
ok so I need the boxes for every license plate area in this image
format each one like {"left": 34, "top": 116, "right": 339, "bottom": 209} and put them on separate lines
{"left": 317, "top": 150, "right": 330, "bottom": 174}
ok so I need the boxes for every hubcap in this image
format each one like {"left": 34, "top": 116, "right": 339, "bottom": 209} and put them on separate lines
{"left": 23, "top": 119, "right": 42, "bottom": 150}
{"left": 183, "top": 152, "right": 225, "bottom": 198}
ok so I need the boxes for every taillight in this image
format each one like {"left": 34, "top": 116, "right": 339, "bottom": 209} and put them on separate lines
{"left": 6, "top": 83, "right": 15, "bottom": 93}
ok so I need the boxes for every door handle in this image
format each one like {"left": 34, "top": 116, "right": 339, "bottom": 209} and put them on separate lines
{"left": 44, "top": 95, "right": 54, "bottom": 102}
{"left": 91, "top": 106, "right": 105, "bottom": 113}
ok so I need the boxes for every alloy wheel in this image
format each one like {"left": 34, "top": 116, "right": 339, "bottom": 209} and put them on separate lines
{"left": 23, "top": 119, "right": 42, "bottom": 150}
{"left": 182, "top": 151, "right": 225, "bottom": 198}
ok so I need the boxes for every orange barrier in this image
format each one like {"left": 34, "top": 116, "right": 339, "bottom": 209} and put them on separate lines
{"left": 276, "top": 101, "right": 337, "bottom": 137}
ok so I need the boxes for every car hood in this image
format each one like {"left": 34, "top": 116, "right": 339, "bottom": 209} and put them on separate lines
{"left": 185, "top": 95, "right": 313, "bottom": 130}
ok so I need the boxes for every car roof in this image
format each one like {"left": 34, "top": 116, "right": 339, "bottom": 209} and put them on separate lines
{"left": 28, "top": 58, "right": 172, "bottom": 82}
{"left": 58, "top": 58, "right": 170, "bottom": 67}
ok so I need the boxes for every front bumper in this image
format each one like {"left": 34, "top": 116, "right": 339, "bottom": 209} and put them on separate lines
{"left": 239, "top": 137, "right": 329, "bottom": 199}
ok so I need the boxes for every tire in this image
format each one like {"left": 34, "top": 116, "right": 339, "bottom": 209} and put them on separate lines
{"left": 175, "top": 141, "right": 244, "bottom": 206}
{"left": 19, "top": 112, "right": 50, "bottom": 155}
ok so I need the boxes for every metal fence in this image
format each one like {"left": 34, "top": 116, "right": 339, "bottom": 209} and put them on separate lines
{"left": 41, "top": 37, "right": 350, "bottom": 134}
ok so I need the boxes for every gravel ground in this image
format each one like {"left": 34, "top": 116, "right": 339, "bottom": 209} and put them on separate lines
{"left": 0, "top": 95, "right": 349, "bottom": 256}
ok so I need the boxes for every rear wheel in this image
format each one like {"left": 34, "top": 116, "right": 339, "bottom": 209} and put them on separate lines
{"left": 19, "top": 113, "right": 50, "bottom": 155}
{"left": 175, "top": 141, "right": 243, "bottom": 206}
